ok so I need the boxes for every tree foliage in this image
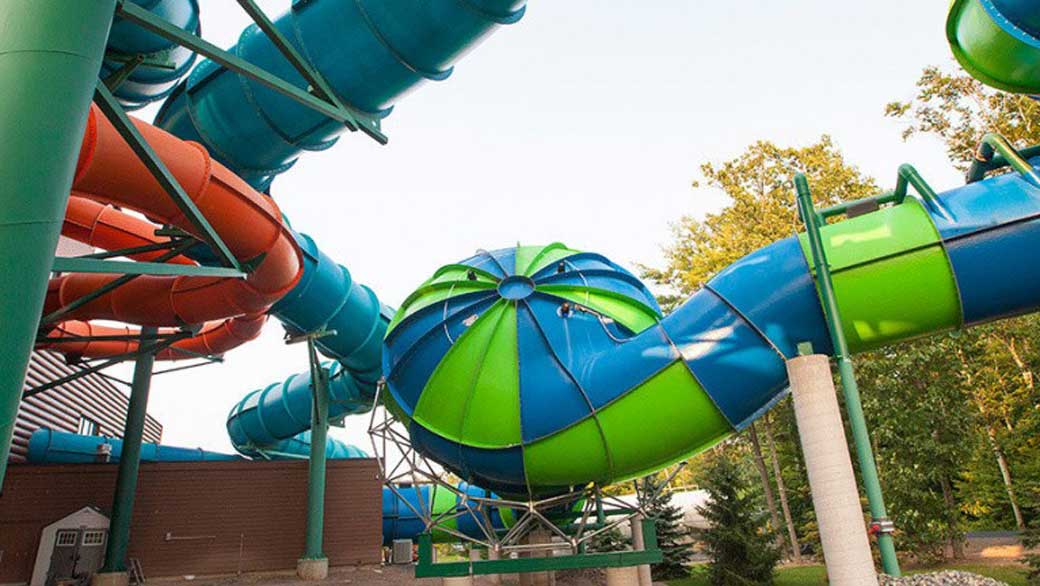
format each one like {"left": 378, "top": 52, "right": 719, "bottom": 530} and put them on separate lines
{"left": 637, "top": 477, "right": 695, "bottom": 580}
{"left": 696, "top": 449, "right": 781, "bottom": 586}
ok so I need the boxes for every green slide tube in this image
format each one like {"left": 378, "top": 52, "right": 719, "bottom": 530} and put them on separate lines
{"left": 0, "top": 0, "right": 117, "bottom": 485}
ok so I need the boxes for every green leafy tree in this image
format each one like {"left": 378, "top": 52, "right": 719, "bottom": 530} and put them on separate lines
{"left": 637, "top": 477, "right": 695, "bottom": 580}
{"left": 696, "top": 449, "right": 780, "bottom": 586}
{"left": 1024, "top": 518, "right": 1040, "bottom": 586}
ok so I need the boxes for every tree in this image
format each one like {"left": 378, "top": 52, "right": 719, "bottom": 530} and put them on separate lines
{"left": 885, "top": 66, "right": 1040, "bottom": 172}
{"left": 637, "top": 477, "right": 695, "bottom": 580}
{"left": 1024, "top": 518, "right": 1040, "bottom": 586}
{"left": 641, "top": 136, "right": 878, "bottom": 309}
{"left": 696, "top": 449, "right": 780, "bottom": 586}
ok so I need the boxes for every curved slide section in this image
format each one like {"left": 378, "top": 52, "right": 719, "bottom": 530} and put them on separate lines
{"left": 156, "top": 0, "right": 526, "bottom": 188}
{"left": 948, "top": 0, "right": 1040, "bottom": 94}
{"left": 102, "top": 0, "right": 201, "bottom": 109}
{"left": 38, "top": 104, "right": 303, "bottom": 359}
{"left": 151, "top": 0, "right": 527, "bottom": 457}
{"left": 27, "top": 428, "right": 240, "bottom": 463}
{"left": 385, "top": 165, "right": 1040, "bottom": 497}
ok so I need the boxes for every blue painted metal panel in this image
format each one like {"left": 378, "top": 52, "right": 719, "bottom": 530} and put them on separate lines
{"left": 458, "top": 248, "right": 517, "bottom": 278}
{"left": 931, "top": 168, "right": 1040, "bottom": 240}
{"left": 525, "top": 293, "right": 678, "bottom": 411}
{"left": 945, "top": 218, "right": 1040, "bottom": 324}
{"left": 990, "top": 0, "right": 1040, "bottom": 39}
{"left": 530, "top": 253, "right": 661, "bottom": 312}
{"left": 26, "top": 428, "right": 239, "bottom": 463}
{"left": 156, "top": 0, "right": 526, "bottom": 186}
{"left": 662, "top": 289, "right": 787, "bottom": 429}
{"left": 409, "top": 423, "right": 528, "bottom": 496}
{"left": 707, "top": 236, "right": 833, "bottom": 358}
{"left": 102, "top": 0, "right": 199, "bottom": 109}
{"left": 516, "top": 301, "right": 594, "bottom": 442}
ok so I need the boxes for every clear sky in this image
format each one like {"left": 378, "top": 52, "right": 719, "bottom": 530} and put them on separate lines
{"left": 135, "top": 0, "right": 964, "bottom": 453}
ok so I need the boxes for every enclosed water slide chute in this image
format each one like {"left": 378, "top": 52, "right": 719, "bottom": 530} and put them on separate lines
{"left": 384, "top": 169, "right": 1040, "bottom": 498}
{"left": 103, "top": 0, "right": 201, "bottom": 110}
{"left": 146, "top": 0, "right": 528, "bottom": 456}
{"left": 947, "top": 0, "right": 1040, "bottom": 95}
{"left": 37, "top": 104, "right": 304, "bottom": 361}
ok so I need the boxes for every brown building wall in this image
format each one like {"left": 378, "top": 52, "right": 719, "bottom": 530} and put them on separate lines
{"left": 12, "top": 351, "right": 163, "bottom": 463}
{"left": 0, "top": 459, "right": 382, "bottom": 583}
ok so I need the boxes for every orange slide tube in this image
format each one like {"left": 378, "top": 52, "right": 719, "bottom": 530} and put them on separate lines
{"left": 38, "top": 104, "right": 303, "bottom": 359}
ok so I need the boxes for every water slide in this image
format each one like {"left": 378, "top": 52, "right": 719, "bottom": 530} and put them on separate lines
{"left": 144, "top": 0, "right": 528, "bottom": 458}
{"left": 21, "top": 0, "right": 1040, "bottom": 544}
{"left": 947, "top": 0, "right": 1040, "bottom": 95}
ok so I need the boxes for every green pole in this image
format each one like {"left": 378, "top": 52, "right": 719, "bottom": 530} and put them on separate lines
{"left": 304, "top": 338, "right": 330, "bottom": 560}
{"left": 0, "top": 0, "right": 117, "bottom": 489}
{"left": 100, "top": 327, "right": 159, "bottom": 573}
{"left": 795, "top": 175, "right": 901, "bottom": 577}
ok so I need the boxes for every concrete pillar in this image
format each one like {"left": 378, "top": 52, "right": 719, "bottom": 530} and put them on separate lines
{"left": 527, "top": 528, "right": 553, "bottom": 586}
{"left": 470, "top": 547, "right": 482, "bottom": 562}
{"left": 630, "top": 515, "right": 652, "bottom": 586}
{"left": 444, "top": 576, "right": 474, "bottom": 586}
{"left": 295, "top": 557, "right": 328, "bottom": 581}
{"left": 488, "top": 547, "right": 502, "bottom": 586}
{"left": 606, "top": 566, "right": 640, "bottom": 586}
{"left": 787, "top": 355, "right": 878, "bottom": 586}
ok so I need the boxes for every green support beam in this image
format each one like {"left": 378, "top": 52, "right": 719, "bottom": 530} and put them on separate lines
{"left": 0, "top": 0, "right": 118, "bottom": 488}
{"left": 794, "top": 174, "right": 901, "bottom": 577}
{"left": 99, "top": 327, "right": 159, "bottom": 574}
{"left": 303, "top": 335, "right": 331, "bottom": 560}
{"left": 415, "top": 519, "right": 662, "bottom": 578}
{"left": 93, "top": 83, "right": 243, "bottom": 271}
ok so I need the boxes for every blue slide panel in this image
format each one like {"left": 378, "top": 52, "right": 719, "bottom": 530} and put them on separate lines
{"left": 707, "top": 236, "right": 833, "bottom": 358}
{"left": 102, "top": 0, "right": 200, "bottom": 109}
{"left": 156, "top": 0, "right": 526, "bottom": 187}
{"left": 662, "top": 289, "right": 788, "bottom": 430}
{"left": 27, "top": 428, "right": 240, "bottom": 463}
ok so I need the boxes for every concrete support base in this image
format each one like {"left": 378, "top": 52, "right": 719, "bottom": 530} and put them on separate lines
{"left": 630, "top": 515, "right": 652, "bottom": 586}
{"left": 605, "top": 566, "right": 640, "bottom": 586}
{"left": 443, "top": 576, "right": 474, "bottom": 586}
{"left": 488, "top": 548, "right": 502, "bottom": 586}
{"left": 787, "top": 355, "right": 878, "bottom": 586}
{"left": 296, "top": 557, "right": 329, "bottom": 581}
{"left": 90, "top": 571, "right": 129, "bottom": 586}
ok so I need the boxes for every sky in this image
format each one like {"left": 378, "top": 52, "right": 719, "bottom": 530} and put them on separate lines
{"left": 131, "top": 0, "right": 964, "bottom": 454}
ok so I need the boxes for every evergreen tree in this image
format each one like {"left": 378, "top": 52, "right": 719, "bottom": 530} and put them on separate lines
{"left": 1024, "top": 519, "right": 1040, "bottom": 586}
{"left": 696, "top": 450, "right": 780, "bottom": 586}
{"left": 637, "top": 477, "right": 695, "bottom": 580}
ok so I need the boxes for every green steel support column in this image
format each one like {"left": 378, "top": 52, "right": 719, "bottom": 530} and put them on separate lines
{"left": 0, "top": 0, "right": 117, "bottom": 489}
{"left": 99, "top": 326, "right": 159, "bottom": 574}
{"left": 795, "top": 175, "right": 902, "bottom": 577}
{"left": 304, "top": 337, "right": 331, "bottom": 561}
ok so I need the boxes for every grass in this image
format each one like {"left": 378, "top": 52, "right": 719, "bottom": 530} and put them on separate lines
{"left": 668, "top": 562, "right": 1029, "bottom": 586}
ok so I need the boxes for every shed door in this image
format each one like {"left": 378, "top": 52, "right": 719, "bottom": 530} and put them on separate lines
{"left": 46, "top": 529, "right": 80, "bottom": 586}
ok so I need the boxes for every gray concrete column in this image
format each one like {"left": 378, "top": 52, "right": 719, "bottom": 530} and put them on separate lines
{"left": 787, "top": 355, "right": 878, "bottom": 586}
{"left": 488, "top": 548, "right": 502, "bottom": 586}
{"left": 630, "top": 515, "right": 652, "bottom": 586}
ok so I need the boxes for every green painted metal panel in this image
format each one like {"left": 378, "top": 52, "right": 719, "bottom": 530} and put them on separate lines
{"left": 523, "top": 417, "right": 611, "bottom": 487}
{"left": 598, "top": 361, "right": 731, "bottom": 482}
{"left": 947, "top": 0, "right": 1040, "bottom": 95}
{"left": 431, "top": 485, "right": 460, "bottom": 535}
{"left": 538, "top": 286, "right": 660, "bottom": 333}
{"left": 798, "top": 199, "right": 962, "bottom": 352}
{"left": 517, "top": 243, "right": 580, "bottom": 276}
{"left": 458, "top": 303, "right": 522, "bottom": 448}
{"left": 412, "top": 301, "right": 520, "bottom": 446}
{"left": 388, "top": 280, "right": 497, "bottom": 332}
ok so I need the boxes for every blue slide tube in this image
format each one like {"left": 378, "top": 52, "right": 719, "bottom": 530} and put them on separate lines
{"left": 28, "top": 430, "right": 494, "bottom": 543}
{"left": 152, "top": 0, "right": 526, "bottom": 457}
{"left": 102, "top": 0, "right": 200, "bottom": 110}
{"left": 156, "top": 0, "right": 526, "bottom": 188}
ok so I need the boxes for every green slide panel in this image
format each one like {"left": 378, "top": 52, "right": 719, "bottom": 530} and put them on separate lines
{"left": 799, "top": 198, "right": 962, "bottom": 352}
{"left": 947, "top": 0, "right": 1040, "bottom": 94}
